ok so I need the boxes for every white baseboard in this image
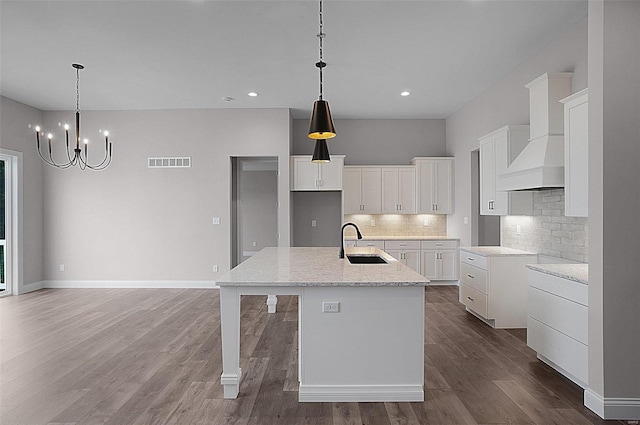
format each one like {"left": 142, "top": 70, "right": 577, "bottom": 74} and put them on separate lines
{"left": 298, "top": 384, "right": 423, "bottom": 402}
{"left": 584, "top": 388, "right": 640, "bottom": 420}
{"left": 21, "top": 280, "right": 45, "bottom": 294}
{"left": 40, "top": 280, "right": 218, "bottom": 289}
{"left": 537, "top": 354, "right": 588, "bottom": 389}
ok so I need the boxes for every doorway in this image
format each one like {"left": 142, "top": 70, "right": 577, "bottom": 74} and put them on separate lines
{"left": 0, "top": 153, "right": 13, "bottom": 296}
{"left": 231, "top": 157, "right": 278, "bottom": 268}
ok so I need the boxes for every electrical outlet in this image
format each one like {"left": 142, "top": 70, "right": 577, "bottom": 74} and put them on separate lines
{"left": 59, "top": 264, "right": 65, "bottom": 272}
{"left": 212, "top": 265, "right": 218, "bottom": 272}
{"left": 516, "top": 224, "right": 522, "bottom": 235}
{"left": 212, "top": 217, "right": 221, "bottom": 225}
{"left": 464, "top": 216, "right": 469, "bottom": 225}
{"left": 423, "top": 218, "right": 429, "bottom": 227}
{"left": 322, "top": 301, "right": 340, "bottom": 313}
{"left": 312, "top": 219, "right": 317, "bottom": 227}
{"left": 370, "top": 219, "right": 376, "bottom": 227}
{"left": 252, "top": 241, "right": 257, "bottom": 247}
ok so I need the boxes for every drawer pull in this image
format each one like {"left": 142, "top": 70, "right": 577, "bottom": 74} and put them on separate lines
{"left": 399, "top": 243, "right": 407, "bottom": 246}
{"left": 436, "top": 243, "right": 443, "bottom": 247}
{"left": 467, "top": 296, "right": 474, "bottom": 301}
{"left": 467, "top": 257, "right": 474, "bottom": 261}
{"left": 467, "top": 274, "right": 474, "bottom": 279}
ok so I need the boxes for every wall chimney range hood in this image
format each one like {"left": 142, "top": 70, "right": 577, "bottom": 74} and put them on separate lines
{"left": 497, "top": 72, "right": 573, "bottom": 191}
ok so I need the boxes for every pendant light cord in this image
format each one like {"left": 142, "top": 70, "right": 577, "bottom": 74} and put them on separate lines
{"left": 317, "top": 0, "right": 325, "bottom": 100}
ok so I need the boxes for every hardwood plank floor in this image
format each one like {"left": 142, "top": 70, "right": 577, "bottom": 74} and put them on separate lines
{"left": 0, "top": 287, "right": 628, "bottom": 424}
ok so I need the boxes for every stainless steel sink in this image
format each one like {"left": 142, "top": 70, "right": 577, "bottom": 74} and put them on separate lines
{"left": 346, "top": 255, "right": 388, "bottom": 264}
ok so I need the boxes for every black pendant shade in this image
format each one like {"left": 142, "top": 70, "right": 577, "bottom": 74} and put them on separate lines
{"left": 311, "top": 139, "right": 330, "bottom": 163}
{"left": 308, "top": 99, "right": 336, "bottom": 140}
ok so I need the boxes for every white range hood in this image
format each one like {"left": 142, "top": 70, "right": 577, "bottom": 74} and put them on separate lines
{"left": 497, "top": 72, "right": 573, "bottom": 191}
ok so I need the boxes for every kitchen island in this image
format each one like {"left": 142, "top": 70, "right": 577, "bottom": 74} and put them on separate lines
{"left": 215, "top": 246, "right": 428, "bottom": 402}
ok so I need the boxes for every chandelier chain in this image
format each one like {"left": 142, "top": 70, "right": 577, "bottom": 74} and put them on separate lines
{"left": 318, "top": 0, "right": 324, "bottom": 100}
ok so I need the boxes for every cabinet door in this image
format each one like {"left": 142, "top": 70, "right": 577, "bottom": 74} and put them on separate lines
{"left": 404, "top": 250, "right": 421, "bottom": 274}
{"left": 381, "top": 168, "right": 400, "bottom": 213}
{"left": 491, "top": 132, "right": 510, "bottom": 215}
{"left": 417, "top": 161, "right": 436, "bottom": 213}
{"left": 479, "top": 138, "right": 496, "bottom": 215}
{"left": 319, "top": 156, "right": 344, "bottom": 190}
{"left": 439, "top": 250, "right": 458, "bottom": 280}
{"left": 433, "top": 160, "right": 452, "bottom": 214}
{"left": 343, "top": 168, "right": 362, "bottom": 214}
{"left": 360, "top": 168, "right": 382, "bottom": 214}
{"left": 421, "top": 251, "right": 439, "bottom": 280}
{"left": 292, "top": 157, "right": 319, "bottom": 191}
{"left": 564, "top": 93, "right": 588, "bottom": 217}
{"left": 398, "top": 167, "right": 417, "bottom": 213}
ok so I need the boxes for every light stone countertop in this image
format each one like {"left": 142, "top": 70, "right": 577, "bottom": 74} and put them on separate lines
{"left": 460, "top": 246, "right": 537, "bottom": 257}
{"left": 345, "top": 236, "right": 459, "bottom": 241}
{"left": 527, "top": 263, "right": 588, "bottom": 285}
{"left": 215, "top": 247, "right": 429, "bottom": 287}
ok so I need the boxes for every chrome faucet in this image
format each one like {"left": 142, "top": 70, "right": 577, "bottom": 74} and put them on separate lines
{"left": 340, "top": 222, "right": 363, "bottom": 258}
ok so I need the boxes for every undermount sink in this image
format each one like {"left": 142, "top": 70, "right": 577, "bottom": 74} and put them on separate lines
{"left": 346, "top": 255, "right": 388, "bottom": 264}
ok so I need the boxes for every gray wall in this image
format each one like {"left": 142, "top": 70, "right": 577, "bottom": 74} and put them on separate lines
{"left": 0, "top": 96, "right": 44, "bottom": 292}
{"left": 239, "top": 167, "right": 278, "bottom": 259}
{"left": 292, "top": 119, "right": 446, "bottom": 165}
{"left": 446, "top": 17, "right": 588, "bottom": 247}
{"left": 588, "top": 0, "right": 640, "bottom": 408}
{"left": 39, "top": 108, "right": 291, "bottom": 282}
{"left": 292, "top": 191, "right": 342, "bottom": 247}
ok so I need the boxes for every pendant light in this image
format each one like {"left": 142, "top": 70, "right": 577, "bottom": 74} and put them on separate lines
{"left": 309, "top": 0, "right": 336, "bottom": 163}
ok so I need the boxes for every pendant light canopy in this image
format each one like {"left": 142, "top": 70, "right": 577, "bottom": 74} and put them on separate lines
{"left": 312, "top": 139, "right": 330, "bottom": 163}
{"left": 308, "top": 0, "right": 336, "bottom": 159}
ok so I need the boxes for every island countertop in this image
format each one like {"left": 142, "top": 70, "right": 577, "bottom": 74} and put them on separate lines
{"left": 215, "top": 247, "right": 429, "bottom": 287}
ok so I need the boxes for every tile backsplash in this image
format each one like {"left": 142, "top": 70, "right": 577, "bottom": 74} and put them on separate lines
{"left": 343, "top": 214, "right": 447, "bottom": 237}
{"left": 501, "top": 189, "right": 588, "bottom": 263}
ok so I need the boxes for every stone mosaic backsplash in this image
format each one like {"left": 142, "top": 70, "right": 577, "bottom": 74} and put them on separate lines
{"left": 501, "top": 189, "right": 588, "bottom": 263}
{"left": 343, "top": 214, "right": 447, "bottom": 237}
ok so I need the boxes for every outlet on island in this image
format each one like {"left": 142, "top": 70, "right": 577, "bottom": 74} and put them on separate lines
{"left": 322, "top": 301, "right": 340, "bottom": 313}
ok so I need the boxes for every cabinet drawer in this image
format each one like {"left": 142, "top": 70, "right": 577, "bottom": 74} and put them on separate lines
{"left": 385, "top": 240, "right": 421, "bottom": 250}
{"left": 421, "top": 240, "right": 459, "bottom": 250}
{"left": 460, "top": 262, "right": 488, "bottom": 293}
{"left": 460, "top": 250, "right": 488, "bottom": 269}
{"left": 460, "top": 284, "right": 488, "bottom": 318}
{"left": 356, "top": 240, "right": 385, "bottom": 249}
{"left": 527, "top": 317, "right": 588, "bottom": 386}
{"left": 528, "top": 286, "right": 588, "bottom": 345}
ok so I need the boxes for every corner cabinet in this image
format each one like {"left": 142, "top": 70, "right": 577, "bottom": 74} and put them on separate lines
{"left": 411, "top": 157, "right": 454, "bottom": 214}
{"left": 560, "top": 89, "right": 588, "bottom": 217}
{"left": 290, "top": 155, "right": 345, "bottom": 191}
{"left": 343, "top": 167, "right": 382, "bottom": 214}
{"left": 478, "top": 126, "right": 533, "bottom": 216}
{"left": 381, "top": 167, "right": 416, "bottom": 214}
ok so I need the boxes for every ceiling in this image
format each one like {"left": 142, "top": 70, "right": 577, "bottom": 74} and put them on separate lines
{"left": 0, "top": 1, "right": 587, "bottom": 119}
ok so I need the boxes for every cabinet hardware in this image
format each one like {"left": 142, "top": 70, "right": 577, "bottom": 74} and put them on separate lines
{"left": 467, "top": 257, "right": 474, "bottom": 261}
{"left": 467, "top": 274, "right": 474, "bottom": 279}
{"left": 436, "top": 243, "right": 443, "bottom": 247}
{"left": 467, "top": 296, "right": 474, "bottom": 301}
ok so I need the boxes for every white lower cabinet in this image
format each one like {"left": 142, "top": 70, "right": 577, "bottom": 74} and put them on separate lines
{"left": 527, "top": 267, "right": 588, "bottom": 388}
{"left": 421, "top": 240, "right": 459, "bottom": 281}
{"left": 384, "top": 240, "right": 421, "bottom": 274}
{"left": 459, "top": 248, "right": 537, "bottom": 328}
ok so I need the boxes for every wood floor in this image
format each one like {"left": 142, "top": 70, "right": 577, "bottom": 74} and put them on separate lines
{"left": 0, "top": 286, "right": 627, "bottom": 425}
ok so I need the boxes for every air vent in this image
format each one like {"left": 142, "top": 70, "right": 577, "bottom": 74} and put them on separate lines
{"left": 148, "top": 157, "right": 191, "bottom": 168}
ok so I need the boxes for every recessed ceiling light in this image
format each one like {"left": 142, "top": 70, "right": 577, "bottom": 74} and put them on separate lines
{"left": 248, "top": 92, "right": 259, "bottom": 97}
{"left": 401, "top": 91, "right": 411, "bottom": 97}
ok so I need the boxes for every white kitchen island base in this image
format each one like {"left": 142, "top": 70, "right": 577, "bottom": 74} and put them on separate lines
{"left": 217, "top": 247, "right": 427, "bottom": 402}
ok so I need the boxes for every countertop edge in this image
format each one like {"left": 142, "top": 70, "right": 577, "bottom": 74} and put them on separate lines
{"left": 527, "top": 264, "right": 588, "bottom": 285}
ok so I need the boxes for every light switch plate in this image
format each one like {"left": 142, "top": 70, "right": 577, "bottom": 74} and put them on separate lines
{"left": 322, "top": 302, "right": 340, "bottom": 313}
{"left": 213, "top": 217, "right": 221, "bottom": 225}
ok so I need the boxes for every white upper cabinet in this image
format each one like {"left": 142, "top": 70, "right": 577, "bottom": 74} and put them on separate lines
{"left": 411, "top": 158, "right": 454, "bottom": 214}
{"left": 478, "top": 126, "right": 533, "bottom": 216}
{"left": 343, "top": 166, "right": 382, "bottom": 214}
{"left": 381, "top": 167, "right": 416, "bottom": 214}
{"left": 290, "top": 155, "right": 344, "bottom": 191}
{"left": 560, "top": 89, "right": 588, "bottom": 217}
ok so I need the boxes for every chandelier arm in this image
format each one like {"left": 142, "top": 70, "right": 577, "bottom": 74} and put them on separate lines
{"left": 84, "top": 147, "right": 111, "bottom": 170}
{"left": 64, "top": 130, "right": 75, "bottom": 164}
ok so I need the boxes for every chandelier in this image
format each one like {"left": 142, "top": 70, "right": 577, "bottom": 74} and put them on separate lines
{"left": 308, "top": 0, "right": 336, "bottom": 163}
{"left": 35, "top": 63, "right": 113, "bottom": 170}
